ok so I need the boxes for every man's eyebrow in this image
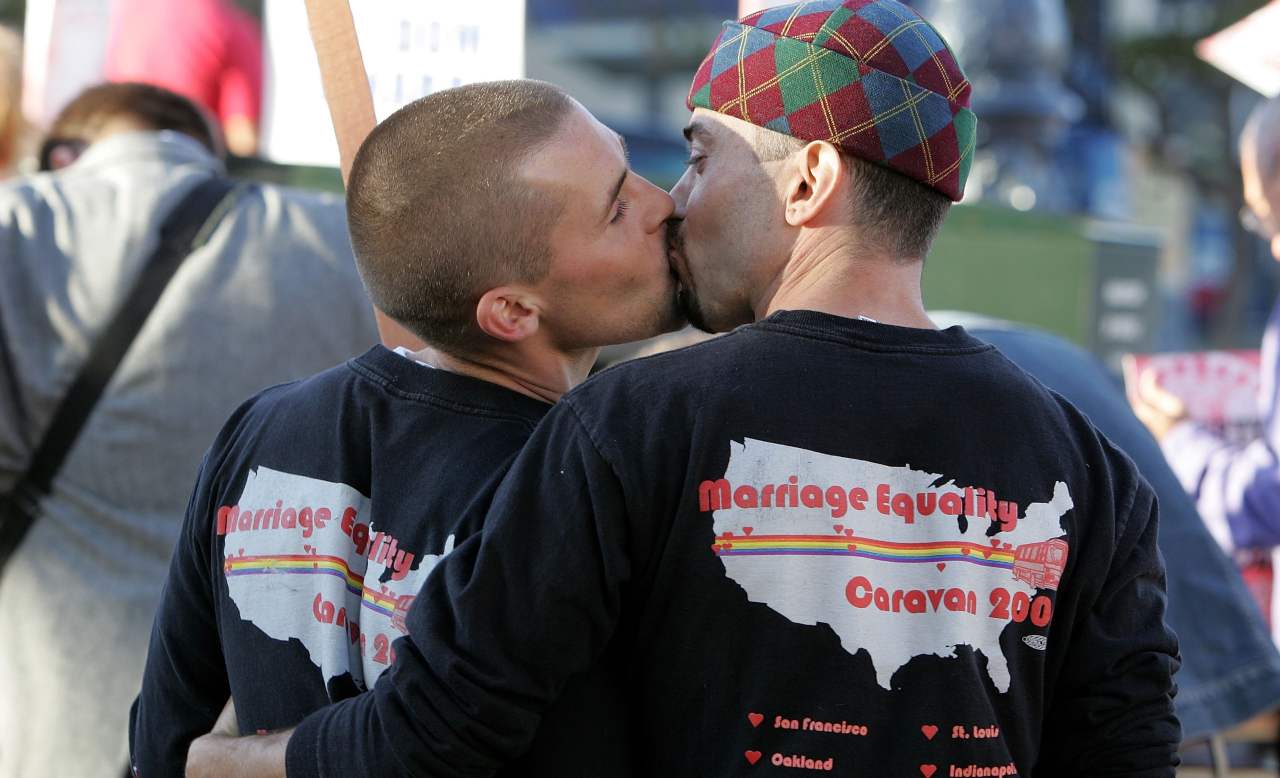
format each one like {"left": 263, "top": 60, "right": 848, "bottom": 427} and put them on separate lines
{"left": 683, "top": 121, "right": 713, "bottom": 145}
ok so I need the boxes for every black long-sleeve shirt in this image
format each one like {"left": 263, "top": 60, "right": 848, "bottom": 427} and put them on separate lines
{"left": 130, "top": 346, "right": 634, "bottom": 777}
{"left": 288, "top": 312, "right": 1181, "bottom": 777}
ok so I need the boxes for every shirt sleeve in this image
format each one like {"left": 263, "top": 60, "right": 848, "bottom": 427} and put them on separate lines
{"left": 129, "top": 449, "right": 232, "bottom": 777}
{"left": 1161, "top": 420, "right": 1280, "bottom": 550}
{"left": 286, "top": 400, "right": 632, "bottom": 778}
{"left": 1034, "top": 477, "right": 1181, "bottom": 776}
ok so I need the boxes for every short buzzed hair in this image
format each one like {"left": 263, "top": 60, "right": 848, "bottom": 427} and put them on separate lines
{"left": 346, "top": 80, "right": 575, "bottom": 351}
{"left": 45, "top": 82, "right": 221, "bottom": 158}
{"left": 754, "top": 127, "right": 950, "bottom": 260}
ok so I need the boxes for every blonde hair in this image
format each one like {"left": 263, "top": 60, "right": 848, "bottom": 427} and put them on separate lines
{"left": 0, "top": 25, "right": 26, "bottom": 175}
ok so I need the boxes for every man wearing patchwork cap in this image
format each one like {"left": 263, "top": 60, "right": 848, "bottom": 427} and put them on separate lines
{"left": 192, "top": 3, "right": 1180, "bottom": 776}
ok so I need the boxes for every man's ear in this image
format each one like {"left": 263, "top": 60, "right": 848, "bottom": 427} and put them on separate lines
{"left": 474, "top": 286, "right": 543, "bottom": 343}
{"left": 783, "top": 141, "right": 847, "bottom": 228}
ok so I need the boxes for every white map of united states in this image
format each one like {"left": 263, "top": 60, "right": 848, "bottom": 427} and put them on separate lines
{"left": 222, "top": 467, "right": 451, "bottom": 689}
{"left": 709, "top": 439, "right": 1072, "bottom": 692}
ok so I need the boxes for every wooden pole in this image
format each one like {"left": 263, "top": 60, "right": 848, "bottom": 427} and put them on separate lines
{"left": 303, "top": 0, "right": 424, "bottom": 350}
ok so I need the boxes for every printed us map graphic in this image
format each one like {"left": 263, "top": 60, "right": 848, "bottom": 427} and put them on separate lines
{"left": 703, "top": 440, "right": 1072, "bottom": 692}
{"left": 220, "top": 467, "right": 452, "bottom": 688}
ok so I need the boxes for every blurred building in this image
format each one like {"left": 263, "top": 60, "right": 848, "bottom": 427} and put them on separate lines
{"left": 525, "top": 0, "right": 732, "bottom": 188}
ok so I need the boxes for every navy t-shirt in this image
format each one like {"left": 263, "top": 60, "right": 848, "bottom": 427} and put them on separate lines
{"left": 290, "top": 312, "right": 1181, "bottom": 777}
{"left": 130, "top": 346, "right": 633, "bottom": 777}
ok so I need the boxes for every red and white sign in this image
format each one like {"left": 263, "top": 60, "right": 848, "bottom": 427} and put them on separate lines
{"left": 21, "top": 0, "right": 115, "bottom": 127}
{"left": 261, "top": 0, "right": 525, "bottom": 167}
{"left": 1197, "top": 0, "right": 1280, "bottom": 97}
{"left": 1125, "top": 348, "right": 1271, "bottom": 627}
{"left": 1123, "top": 349, "right": 1263, "bottom": 440}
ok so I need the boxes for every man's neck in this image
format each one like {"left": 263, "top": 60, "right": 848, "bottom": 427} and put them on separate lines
{"left": 756, "top": 229, "right": 935, "bottom": 330}
{"left": 404, "top": 341, "right": 598, "bottom": 405}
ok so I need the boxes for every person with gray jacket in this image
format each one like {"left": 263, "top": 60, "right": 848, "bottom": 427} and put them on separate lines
{"left": 0, "top": 82, "right": 377, "bottom": 778}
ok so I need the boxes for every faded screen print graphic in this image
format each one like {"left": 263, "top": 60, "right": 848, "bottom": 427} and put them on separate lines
{"left": 701, "top": 439, "right": 1072, "bottom": 691}
{"left": 219, "top": 467, "right": 454, "bottom": 687}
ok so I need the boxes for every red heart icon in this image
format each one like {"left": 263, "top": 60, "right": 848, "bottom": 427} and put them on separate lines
{"left": 742, "top": 527, "right": 754, "bottom": 535}
{"left": 748, "top": 712, "right": 764, "bottom": 728}
{"left": 982, "top": 549, "right": 992, "bottom": 559}
{"left": 834, "top": 524, "right": 844, "bottom": 534}
{"left": 920, "top": 766, "right": 937, "bottom": 778}
{"left": 711, "top": 544, "right": 721, "bottom": 553}
{"left": 723, "top": 543, "right": 733, "bottom": 550}
{"left": 990, "top": 538, "right": 1001, "bottom": 547}
{"left": 847, "top": 543, "right": 857, "bottom": 552}
{"left": 723, "top": 531, "right": 734, "bottom": 539}
{"left": 961, "top": 547, "right": 971, "bottom": 555}
{"left": 921, "top": 724, "right": 938, "bottom": 740}
{"left": 745, "top": 751, "right": 762, "bottom": 765}
{"left": 936, "top": 563, "right": 946, "bottom": 571}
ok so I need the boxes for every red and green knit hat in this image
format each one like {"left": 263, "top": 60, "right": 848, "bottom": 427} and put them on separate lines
{"left": 687, "top": 0, "right": 977, "bottom": 201}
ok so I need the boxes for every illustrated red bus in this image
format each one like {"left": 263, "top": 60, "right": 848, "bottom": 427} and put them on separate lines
{"left": 1011, "top": 538, "right": 1068, "bottom": 590}
{"left": 390, "top": 594, "right": 415, "bottom": 634}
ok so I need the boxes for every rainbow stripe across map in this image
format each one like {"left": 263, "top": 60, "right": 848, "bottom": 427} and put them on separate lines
{"left": 711, "top": 531, "right": 1016, "bottom": 571}
{"left": 224, "top": 553, "right": 400, "bottom": 616}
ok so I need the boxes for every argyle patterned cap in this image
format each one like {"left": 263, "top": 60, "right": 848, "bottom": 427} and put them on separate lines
{"left": 687, "top": 0, "right": 977, "bottom": 201}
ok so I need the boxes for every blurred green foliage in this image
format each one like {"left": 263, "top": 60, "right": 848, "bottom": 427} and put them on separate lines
{"left": 0, "top": 0, "right": 21, "bottom": 27}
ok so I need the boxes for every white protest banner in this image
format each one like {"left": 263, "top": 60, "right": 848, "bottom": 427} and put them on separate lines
{"left": 262, "top": 0, "right": 526, "bottom": 167}
{"left": 1197, "top": 0, "right": 1280, "bottom": 98}
{"left": 22, "top": 0, "right": 115, "bottom": 127}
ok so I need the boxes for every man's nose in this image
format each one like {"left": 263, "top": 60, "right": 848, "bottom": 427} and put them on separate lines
{"left": 639, "top": 176, "right": 675, "bottom": 229}
{"left": 669, "top": 169, "right": 692, "bottom": 220}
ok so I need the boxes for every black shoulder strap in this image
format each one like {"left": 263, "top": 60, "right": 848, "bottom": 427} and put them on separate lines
{"left": 2, "top": 176, "right": 239, "bottom": 547}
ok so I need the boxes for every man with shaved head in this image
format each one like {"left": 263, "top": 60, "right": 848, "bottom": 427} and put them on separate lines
{"left": 131, "top": 78, "right": 680, "bottom": 777}
{"left": 191, "top": 3, "right": 1180, "bottom": 776}
{"left": 1134, "top": 96, "right": 1280, "bottom": 627}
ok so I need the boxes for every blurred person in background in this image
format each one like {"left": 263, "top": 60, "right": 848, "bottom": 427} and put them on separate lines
{"left": 1133, "top": 96, "right": 1280, "bottom": 636}
{"left": 103, "top": 0, "right": 263, "bottom": 157}
{"left": 0, "top": 81, "right": 376, "bottom": 778}
{"left": 933, "top": 312, "right": 1280, "bottom": 749}
{"left": 0, "top": 25, "right": 28, "bottom": 177}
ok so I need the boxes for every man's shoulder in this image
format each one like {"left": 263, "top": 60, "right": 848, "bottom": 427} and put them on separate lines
{"left": 225, "top": 183, "right": 354, "bottom": 269}
{"left": 215, "top": 359, "right": 365, "bottom": 442}
{"left": 224, "top": 349, "right": 546, "bottom": 450}
{"left": 576, "top": 330, "right": 749, "bottom": 399}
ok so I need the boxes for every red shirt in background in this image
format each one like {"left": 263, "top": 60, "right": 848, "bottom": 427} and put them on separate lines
{"left": 103, "top": 0, "right": 262, "bottom": 128}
